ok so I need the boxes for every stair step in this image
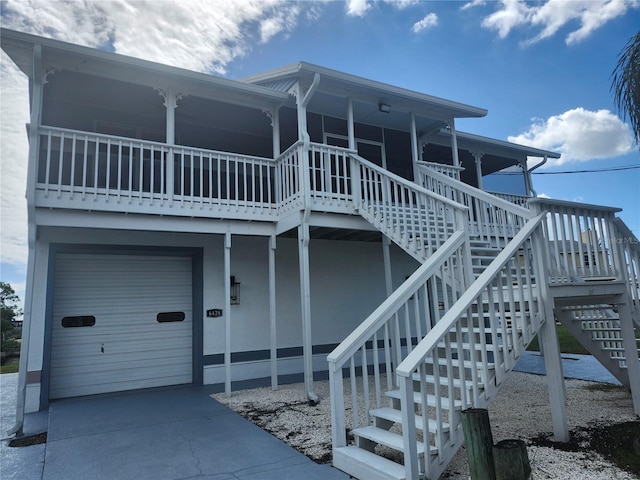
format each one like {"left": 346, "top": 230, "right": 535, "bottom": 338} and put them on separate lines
{"left": 333, "top": 446, "right": 406, "bottom": 480}
{"left": 424, "top": 356, "right": 497, "bottom": 372}
{"left": 354, "top": 425, "right": 433, "bottom": 455}
{"left": 370, "top": 406, "right": 450, "bottom": 433}
{"left": 415, "top": 373, "right": 485, "bottom": 391}
{"left": 385, "top": 390, "right": 463, "bottom": 410}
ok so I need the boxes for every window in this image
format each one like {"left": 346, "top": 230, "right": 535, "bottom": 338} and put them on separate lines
{"left": 157, "top": 312, "right": 185, "bottom": 323}
{"left": 61, "top": 316, "right": 96, "bottom": 328}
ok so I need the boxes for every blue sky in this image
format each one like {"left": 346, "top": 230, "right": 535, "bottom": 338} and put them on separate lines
{"left": 1, "top": 0, "right": 639, "bottom": 304}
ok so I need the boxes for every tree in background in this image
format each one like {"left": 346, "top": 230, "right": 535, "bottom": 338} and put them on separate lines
{"left": 1, "top": 281, "right": 22, "bottom": 356}
{"left": 611, "top": 31, "right": 640, "bottom": 145}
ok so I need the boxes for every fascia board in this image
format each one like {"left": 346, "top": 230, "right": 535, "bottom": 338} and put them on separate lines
{"left": 1, "top": 28, "right": 289, "bottom": 108}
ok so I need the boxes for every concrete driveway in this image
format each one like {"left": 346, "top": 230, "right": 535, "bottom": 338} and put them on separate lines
{"left": 1, "top": 375, "right": 349, "bottom": 480}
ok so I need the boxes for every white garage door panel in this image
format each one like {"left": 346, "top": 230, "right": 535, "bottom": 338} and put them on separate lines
{"left": 50, "top": 254, "right": 193, "bottom": 399}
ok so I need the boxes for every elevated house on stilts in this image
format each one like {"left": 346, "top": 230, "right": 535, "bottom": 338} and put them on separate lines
{"left": 3, "top": 28, "right": 639, "bottom": 480}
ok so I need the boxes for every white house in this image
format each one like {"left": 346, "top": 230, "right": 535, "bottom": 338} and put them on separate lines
{"left": 3, "top": 29, "right": 639, "bottom": 480}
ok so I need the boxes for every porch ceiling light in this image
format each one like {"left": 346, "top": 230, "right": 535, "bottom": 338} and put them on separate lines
{"left": 378, "top": 103, "right": 391, "bottom": 113}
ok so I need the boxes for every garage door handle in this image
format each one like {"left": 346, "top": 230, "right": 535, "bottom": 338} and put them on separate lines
{"left": 101, "top": 344, "right": 104, "bottom": 353}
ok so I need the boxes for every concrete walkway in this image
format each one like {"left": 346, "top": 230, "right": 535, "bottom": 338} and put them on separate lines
{"left": 1, "top": 375, "right": 349, "bottom": 480}
{"left": 513, "top": 351, "right": 622, "bottom": 385}
{"left": 0, "top": 354, "right": 621, "bottom": 479}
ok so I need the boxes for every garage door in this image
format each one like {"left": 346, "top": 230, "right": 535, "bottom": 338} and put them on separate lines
{"left": 49, "top": 253, "right": 193, "bottom": 399}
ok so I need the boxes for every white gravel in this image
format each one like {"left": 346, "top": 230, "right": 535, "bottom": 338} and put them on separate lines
{"left": 213, "top": 371, "right": 639, "bottom": 479}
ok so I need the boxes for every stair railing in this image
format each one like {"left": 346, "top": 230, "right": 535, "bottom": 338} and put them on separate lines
{"left": 417, "top": 163, "right": 532, "bottom": 245}
{"left": 350, "top": 154, "right": 470, "bottom": 262}
{"left": 395, "top": 213, "right": 547, "bottom": 479}
{"left": 613, "top": 217, "right": 640, "bottom": 326}
{"left": 327, "top": 230, "right": 470, "bottom": 458}
{"left": 528, "top": 198, "right": 624, "bottom": 284}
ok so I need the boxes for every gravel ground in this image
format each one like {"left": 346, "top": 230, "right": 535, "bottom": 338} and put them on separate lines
{"left": 214, "top": 372, "right": 639, "bottom": 479}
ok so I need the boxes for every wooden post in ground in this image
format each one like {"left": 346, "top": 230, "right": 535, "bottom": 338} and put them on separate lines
{"left": 461, "top": 408, "right": 496, "bottom": 480}
{"left": 493, "top": 439, "right": 531, "bottom": 480}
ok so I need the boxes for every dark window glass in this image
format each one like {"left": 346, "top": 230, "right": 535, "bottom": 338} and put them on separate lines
{"left": 157, "top": 312, "right": 185, "bottom": 323}
{"left": 61, "top": 316, "right": 96, "bottom": 328}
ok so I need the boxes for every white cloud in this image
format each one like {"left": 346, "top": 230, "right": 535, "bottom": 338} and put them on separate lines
{"left": 346, "top": 0, "right": 371, "bottom": 17}
{"left": 536, "top": 193, "right": 552, "bottom": 199}
{"left": 1, "top": 0, "right": 301, "bottom": 74}
{"left": 481, "top": 0, "right": 532, "bottom": 39}
{"left": 508, "top": 108, "right": 635, "bottom": 165}
{"left": 387, "top": 0, "right": 420, "bottom": 9}
{"left": 481, "top": 0, "right": 636, "bottom": 45}
{"left": 461, "top": 0, "right": 487, "bottom": 11}
{"left": 412, "top": 13, "right": 438, "bottom": 33}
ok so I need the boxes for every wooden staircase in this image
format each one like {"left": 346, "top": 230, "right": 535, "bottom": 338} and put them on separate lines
{"left": 327, "top": 157, "right": 640, "bottom": 480}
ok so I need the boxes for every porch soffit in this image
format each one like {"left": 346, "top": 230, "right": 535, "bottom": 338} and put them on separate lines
{"left": 240, "top": 61, "right": 488, "bottom": 122}
{"left": 427, "top": 130, "right": 561, "bottom": 161}
{"left": 1, "top": 28, "right": 289, "bottom": 111}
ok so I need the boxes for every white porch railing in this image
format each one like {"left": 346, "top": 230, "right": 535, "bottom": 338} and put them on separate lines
{"left": 488, "top": 191, "right": 531, "bottom": 209}
{"left": 394, "top": 213, "right": 546, "bottom": 479}
{"left": 528, "top": 198, "right": 623, "bottom": 284}
{"left": 417, "top": 163, "right": 532, "bottom": 245}
{"left": 416, "top": 161, "right": 464, "bottom": 180}
{"left": 37, "top": 126, "right": 280, "bottom": 219}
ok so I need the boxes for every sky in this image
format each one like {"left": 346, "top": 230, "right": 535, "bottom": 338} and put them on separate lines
{"left": 1, "top": 0, "right": 639, "bottom": 305}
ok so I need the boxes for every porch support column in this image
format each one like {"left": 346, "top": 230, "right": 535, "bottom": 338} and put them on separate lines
{"left": 298, "top": 217, "right": 318, "bottom": 404}
{"left": 449, "top": 118, "right": 461, "bottom": 168}
{"left": 520, "top": 160, "right": 532, "bottom": 197}
{"left": 155, "top": 87, "right": 184, "bottom": 201}
{"left": 272, "top": 108, "right": 281, "bottom": 157}
{"left": 9, "top": 44, "right": 45, "bottom": 437}
{"left": 410, "top": 112, "right": 419, "bottom": 182}
{"left": 474, "top": 152, "right": 484, "bottom": 190}
{"left": 224, "top": 232, "right": 232, "bottom": 396}
{"left": 269, "top": 235, "right": 278, "bottom": 390}
{"left": 347, "top": 97, "right": 355, "bottom": 150}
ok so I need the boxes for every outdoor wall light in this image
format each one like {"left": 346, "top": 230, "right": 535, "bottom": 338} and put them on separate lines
{"left": 230, "top": 276, "right": 241, "bottom": 305}
{"left": 378, "top": 103, "right": 391, "bottom": 113}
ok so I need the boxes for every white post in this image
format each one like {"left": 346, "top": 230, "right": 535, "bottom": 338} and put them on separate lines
{"left": 347, "top": 97, "right": 355, "bottom": 150}
{"left": 9, "top": 44, "right": 45, "bottom": 436}
{"left": 272, "top": 108, "right": 280, "bottom": 158}
{"left": 410, "top": 112, "right": 419, "bottom": 182}
{"left": 531, "top": 213, "right": 569, "bottom": 442}
{"left": 159, "top": 87, "right": 178, "bottom": 200}
{"left": 269, "top": 235, "right": 278, "bottom": 390}
{"left": 224, "top": 232, "right": 232, "bottom": 397}
{"left": 298, "top": 220, "right": 318, "bottom": 403}
{"left": 449, "top": 118, "right": 460, "bottom": 168}
{"left": 474, "top": 152, "right": 484, "bottom": 190}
